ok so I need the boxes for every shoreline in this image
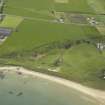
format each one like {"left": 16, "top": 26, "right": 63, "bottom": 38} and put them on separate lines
{"left": 0, "top": 66, "right": 105, "bottom": 105}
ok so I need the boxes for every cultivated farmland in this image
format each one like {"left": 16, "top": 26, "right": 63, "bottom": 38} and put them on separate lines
{"left": 0, "top": 0, "right": 105, "bottom": 90}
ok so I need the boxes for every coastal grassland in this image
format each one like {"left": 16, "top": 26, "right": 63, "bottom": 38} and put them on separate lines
{"left": 0, "top": 15, "right": 23, "bottom": 29}
{"left": 0, "top": 19, "right": 100, "bottom": 55}
{"left": 61, "top": 44, "right": 105, "bottom": 89}
{"left": 0, "top": 0, "right": 105, "bottom": 90}
{"left": 0, "top": 18, "right": 104, "bottom": 89}
{"left": 0, "top": 44, "right": 105, "bottom": 90}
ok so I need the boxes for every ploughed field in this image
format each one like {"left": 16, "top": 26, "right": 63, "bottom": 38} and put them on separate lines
{"left": 0, "top": 0, "right": 105, "bottom": 89}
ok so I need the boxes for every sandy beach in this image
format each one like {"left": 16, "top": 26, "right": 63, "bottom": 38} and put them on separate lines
{"left": 0, "top": 66, "right": 105, "bottom": 105}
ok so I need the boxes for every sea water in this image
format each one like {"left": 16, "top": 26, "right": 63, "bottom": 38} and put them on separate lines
{"left": 0, "top": 70, "right": 99, "bottom": 105}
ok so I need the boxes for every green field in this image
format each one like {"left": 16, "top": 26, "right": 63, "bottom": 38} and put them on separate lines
{"left": 0, "top": 15, "right": 23, "bottom": 28}
{"left": 0, "top": 0, "right": 105, "bottom": 90}
{"left": 5, "top": 0, "right": 94, "bottom": 14}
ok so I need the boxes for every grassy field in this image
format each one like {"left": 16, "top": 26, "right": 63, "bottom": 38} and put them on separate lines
{"left": 0, "top": 15, "right": 23, "bottom": 28}
{"left": 5, "top": 0, "right": 94, "bottom": 14}
{"left": 87, "top": 0, "right": 105, "bottom": 14}
{"left": 0, "top": 0, "right": 105, "bottom": 90}
{"left": 0, "top": 19, "right": 100, "bottom": 55}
